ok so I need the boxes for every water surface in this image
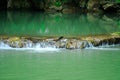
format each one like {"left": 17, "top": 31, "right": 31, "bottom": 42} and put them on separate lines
{"left": 0, "top": 11, "right": 120, "bottom": 37}
{"left": 0, "top": 11, "right": 120, "bottom": 80}
{"left": 0, "top": 49, "right": 120, "bottom": 80}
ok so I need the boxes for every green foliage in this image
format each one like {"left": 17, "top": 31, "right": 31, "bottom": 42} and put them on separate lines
{"left": 116, "top": 0, "right": 120, "bottom": 3}
{"left": 54, "top": 0, "right": 62, "bottom": 7}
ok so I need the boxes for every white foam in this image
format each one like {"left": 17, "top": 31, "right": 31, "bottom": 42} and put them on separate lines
{"left": 86, "top": 47, "right": 120, "bottom": 50}
{"left": 0, "top": 47, "right": 59, "bottom": 51}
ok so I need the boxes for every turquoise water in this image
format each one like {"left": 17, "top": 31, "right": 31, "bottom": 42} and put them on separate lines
{"left": 0, "top": 11, "right": 120, "bottom": 80}
{"left": 0, "top": 11, "right": 120, "bottom": 37}
{"left": 0, "top": 49, "right": 120, "bottom": 80}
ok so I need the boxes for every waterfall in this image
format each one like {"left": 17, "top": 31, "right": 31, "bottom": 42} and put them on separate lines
{"left": 0, "top": 36, "right": 120, "bottom": 49}
{"left": 0, "top": 40, "right": 56, "bottom": 49}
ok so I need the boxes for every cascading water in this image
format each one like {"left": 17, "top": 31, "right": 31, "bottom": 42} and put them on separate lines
{"left": 0, "top": 40, "right": 56, "bottom": 49}
{"left": 0, "top": 41, "right": 11, "bottom": 49}
{"left": 0, "top": 35, "right": 120, "bottom": 50}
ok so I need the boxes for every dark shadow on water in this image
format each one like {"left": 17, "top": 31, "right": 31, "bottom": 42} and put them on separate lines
{"left": 0, "top": 11, "right": 120, "bottom": 37}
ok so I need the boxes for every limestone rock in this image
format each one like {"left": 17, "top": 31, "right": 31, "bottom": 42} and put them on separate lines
{"left": 66, "top": 40, "right": 77, "bottom": 49}
{"left": 0, "top": 35, "right": 120, "bottom": 49}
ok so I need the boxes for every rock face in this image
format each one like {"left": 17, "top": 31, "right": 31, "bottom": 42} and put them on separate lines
{"left": 7, "top": 0, "right": 42, "bottom": 10}
{"left": 0, "top": 34, "right": 120, "bottom": 49}
{"left": 0, "top": 0, "right": 118, "bottom": 13}
{"left": 87, "top": 0, "right": 100, "bottom": 11}
{"left": 102, "top": 2, "right": 120, "bottom": 13}
{"left": 86, "top": 0, "right": 120, "bottom": 13}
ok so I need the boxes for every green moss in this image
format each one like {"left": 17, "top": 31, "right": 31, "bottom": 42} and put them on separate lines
{"left": 111, "top": 32, "right": 120, "bottom": 36}
{"left": 9, "top": 37, "right": 20, "bottom": 42}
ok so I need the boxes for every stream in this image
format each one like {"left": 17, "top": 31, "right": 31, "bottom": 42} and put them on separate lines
{"left": 0, "top": 11, "right": 120, "bottom": 80}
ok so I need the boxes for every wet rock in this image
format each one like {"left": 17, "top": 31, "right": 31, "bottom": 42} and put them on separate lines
{"left": 87, "top": 0, "right": 99, "bottom": 11}
{"left": 57, "top": 42, "right": 66, "bottom": 48}
{"left": 6, "top": 37, "right": 24, "bottom": 48}
{"left": 55, "top": 39, "right": 67, "bottom": 48}
{"left": 66, "top": 40, "right": 77, "bottom": 49}
{"left": 85, "top": 35, "right": 120, "bottom": 47}
{"left": 66, "top": 40, "right": 91, "bottom": 49}
{"left": 102, "top": 2, "right": 120, "bottom": 13}
{"left": 49, "top": 5, "right": 63, "bottom": 11}
{"left": 0, "top": 35, "right": 120, "bottom": 49}
{"left": 79, "top": 41, "right": 91, "bottom": 49}
{"left": 7, "top": 0, "right": 31, "bottom": 9}
{"left": 93, "top": 38, "right": 117, "bottom": 47}
{"left": 62, "top": 7, "right": 76, "bottom": 13}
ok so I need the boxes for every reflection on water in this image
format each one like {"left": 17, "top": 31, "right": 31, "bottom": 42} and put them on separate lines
{"left": 0, "top": 11, "right": 120, "bottom": 37}
{"left": 0, "top": 11, "right": 120, "bottom": 80}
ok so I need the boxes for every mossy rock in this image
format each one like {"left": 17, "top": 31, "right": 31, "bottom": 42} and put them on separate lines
{"left": 0, "top": 35, "right": 120, "bottom": 49}
{"left": 7, "top": 37, "right": 25, "bottom": 48}
{"left": 8, "top": 37, "right": 20, "bottom": 41}
{"left": 111, "top": 32, "right": 120, "bottom": 36}
{"left": 66, "top": 40, "right": 77, "bottom": 49}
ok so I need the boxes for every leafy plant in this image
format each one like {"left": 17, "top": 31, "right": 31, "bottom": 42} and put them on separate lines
{"left": 54, "top": 0, "right": 62, "bottom": 7}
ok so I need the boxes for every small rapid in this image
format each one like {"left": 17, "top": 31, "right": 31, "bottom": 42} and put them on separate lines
{"left": 0, "top": 39, "right": 120, "bottom": 50}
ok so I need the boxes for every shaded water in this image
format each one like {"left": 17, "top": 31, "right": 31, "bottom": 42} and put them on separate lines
{"left": 0, "top": 11, "right": 120, "bottom": 37}
{"left": 0, "top": 11, "right": 120, "bottom": 80}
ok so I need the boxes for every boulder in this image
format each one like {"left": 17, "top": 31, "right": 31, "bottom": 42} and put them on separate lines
{"left": 66, "top": 39, "right": 77, "bottom": 49}
{"left": 6, "top": 37, "right": 24, "bottom": 48}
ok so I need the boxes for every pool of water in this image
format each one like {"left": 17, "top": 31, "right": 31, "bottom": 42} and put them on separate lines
{"left": 0, "top": 11, "right": 120, "bottom": 80}
{"left": 0, "top": 11, "right": 120, "bottom": 37}
{"left": 0, "top": 49, "right": 120, "bottom": 80}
